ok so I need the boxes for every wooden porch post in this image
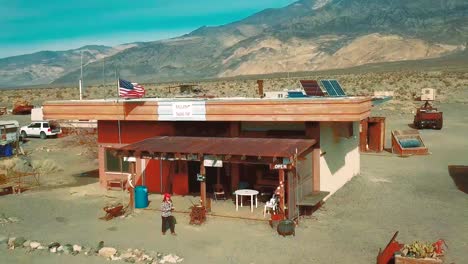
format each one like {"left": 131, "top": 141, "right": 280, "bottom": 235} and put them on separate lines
{"left": 306, "top": 122, "right": 321, "bottom": 194}
{"left": 128, "top": 161, "right": 136, "bottom": 212}
{"left": 98, "top": 145, "right": 106, "bottom": 187}
{"left": 312, "top": 148, "right": 320, "bottom": 193}
{"left": 200, "top": 159, "right": 206, "bottom": 207}
{"left": 229, "top": 121, "right": 240, "bottom": 193}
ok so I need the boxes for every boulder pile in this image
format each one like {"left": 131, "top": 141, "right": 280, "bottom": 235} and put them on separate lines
{"left": 1, "top": 236, "right": 183, "bottom": 263}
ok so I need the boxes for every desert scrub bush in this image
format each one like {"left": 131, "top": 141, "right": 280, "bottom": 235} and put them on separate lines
{"left": 32, "top": 159, "right": 63, "bottom": 176}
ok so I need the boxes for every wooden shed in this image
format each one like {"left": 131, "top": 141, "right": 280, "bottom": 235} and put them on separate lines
{"left": 360, "top": 117, "right": 386, "bottom": 152}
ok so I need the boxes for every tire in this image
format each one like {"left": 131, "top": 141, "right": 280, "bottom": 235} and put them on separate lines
{"left": 40, "top": 132, "right": 47, "bottom": 139}
{"left": 414, "top": 121, "right": 422, "bottom": 129}
{"left": 21, "top": 131, "right": 27, "bottom": 138}
{"left": 435, "top": 119, "right": 443, "bottom": 130}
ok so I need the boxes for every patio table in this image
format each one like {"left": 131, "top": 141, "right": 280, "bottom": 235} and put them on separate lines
{"left": 235, "top": 189, "right": 259, "bottom": 212}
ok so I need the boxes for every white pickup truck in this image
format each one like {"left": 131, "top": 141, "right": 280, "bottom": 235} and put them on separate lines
{"left": 20, "top": 121, "right": 62, "bottom": 139}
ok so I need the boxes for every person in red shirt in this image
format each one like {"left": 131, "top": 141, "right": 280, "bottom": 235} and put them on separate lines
{"left": 161, "top": 193, "right": 176, "bottom": 235}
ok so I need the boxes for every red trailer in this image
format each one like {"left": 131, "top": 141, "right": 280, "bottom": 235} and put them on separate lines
{"left": 413, "top": 101, "right": 443, "bottom": 130}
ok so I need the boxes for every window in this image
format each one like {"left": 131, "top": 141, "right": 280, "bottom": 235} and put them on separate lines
{"left": 105, "top": 149, "right": 130, "bottom": 172}
{"left": 30, "top": 123, "right": 41, "bottom": 128}
{"left": 43, "top": 123, "right": 49, "bottom": 128}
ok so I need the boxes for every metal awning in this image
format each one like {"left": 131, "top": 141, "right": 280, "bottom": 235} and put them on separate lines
{"left": 118, "top": 136, "right": 316, "bottom": 158}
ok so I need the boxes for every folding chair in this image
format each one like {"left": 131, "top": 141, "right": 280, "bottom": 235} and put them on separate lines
{"left": 212, "top": 184, "right": 226, "bottom": 201}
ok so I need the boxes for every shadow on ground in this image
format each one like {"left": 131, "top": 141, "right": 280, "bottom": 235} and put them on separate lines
{"left": 448, "top": 165, "right": 468, "bottom": 194}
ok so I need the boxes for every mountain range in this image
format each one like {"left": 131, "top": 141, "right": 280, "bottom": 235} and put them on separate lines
{"left": 1, "top": 0, "right": 467, "bottom": 88}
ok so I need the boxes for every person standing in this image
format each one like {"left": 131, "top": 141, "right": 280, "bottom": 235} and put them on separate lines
{"left": 161, "top": 193, "right": 176, "bottom": 235}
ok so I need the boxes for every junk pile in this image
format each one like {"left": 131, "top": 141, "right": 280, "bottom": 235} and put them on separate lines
{"left": 12, "top": 100, "right": 34, "bottom": 115}
{"left": 377, "top": 232, "right": 447, "bottom": 264}
{"left": 100, "top": 203, "right": 125, "bottom": 221}
{"left": 2, "top": 236, "right": 184, "bottom": 263}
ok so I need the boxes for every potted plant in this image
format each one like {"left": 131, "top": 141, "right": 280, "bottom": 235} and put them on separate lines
{"left": 394, "top": 240, "right": 447, "bottom": 264}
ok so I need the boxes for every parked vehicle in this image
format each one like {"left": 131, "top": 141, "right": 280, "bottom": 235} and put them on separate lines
{"left": 20, "top": 121, "right": 62, "bottom": 139}
{"left": 413, "top": 101, "right": 443, "bottom": 130}
{"left": 12, "top": 100, "right": 34, "bottom": 115}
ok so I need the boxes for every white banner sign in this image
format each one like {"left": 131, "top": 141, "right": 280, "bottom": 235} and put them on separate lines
{"left": 204, "top": 159, "right": 223, "bottom": 167}
{"left": 172, "top": 102, "right": 193, "bottom": 118}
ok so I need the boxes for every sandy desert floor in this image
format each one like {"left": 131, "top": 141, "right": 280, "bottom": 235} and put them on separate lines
{"left": 1, "top": 103, "right": 468, "bottom": 263}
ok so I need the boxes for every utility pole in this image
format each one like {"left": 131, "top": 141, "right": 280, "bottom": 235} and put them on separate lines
{"left": 79, "top": 51, "right": 83, "bottom": 100}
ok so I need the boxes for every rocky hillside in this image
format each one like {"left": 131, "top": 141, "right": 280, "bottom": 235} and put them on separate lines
{"left": 0, "top": 44, "right": 138, "bottom": 88}
{"left": 3, "top": 0, "right": 468, "bottom": 87}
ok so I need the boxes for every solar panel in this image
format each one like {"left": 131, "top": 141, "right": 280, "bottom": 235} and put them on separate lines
{"left": 329, "top": 80, "right": 346, "bottom": 96}
{"left": 287, "top": 91, "right": 307, "bottom": 98}
{"left": 300, "top": 80, "right": 325, "bottom": 96}
{"left": 320, "top": 80, "right": 338, "bottom": 96}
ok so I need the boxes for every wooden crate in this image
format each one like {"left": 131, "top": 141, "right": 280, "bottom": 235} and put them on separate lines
{"left": 391, "top": 130, "right": 429, "bottom": 156}
{"left": 395, "top": 255, "right": 443, "bottom": 264}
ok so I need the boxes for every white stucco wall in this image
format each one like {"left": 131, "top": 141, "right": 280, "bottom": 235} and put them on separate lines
{"left": 320, "top": 122, "right": 360, "bottom": 197}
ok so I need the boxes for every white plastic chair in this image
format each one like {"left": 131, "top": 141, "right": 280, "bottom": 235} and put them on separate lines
{"left": 263, "top": 195, "right": 278, "bottom": 217}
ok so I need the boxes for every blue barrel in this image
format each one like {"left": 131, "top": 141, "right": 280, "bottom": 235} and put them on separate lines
{"left": 4, "top": 144, "right": 12, "bottom": 157}
{"left": 134, "top": 186, "right": 148, "bottom": 209}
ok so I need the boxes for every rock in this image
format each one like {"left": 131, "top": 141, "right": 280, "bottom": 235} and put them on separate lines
{"left": 161, "top": 254, "right": 181, "bottom": 264}
{"left": 13, "top": 237, "right": 26, "bottom": 248}
{"left": 37, "top": 246, "right": 46, "bottom": 250}
{"left": 142, "top": 254, "right": 152, "bottom": 261}
{"left": 111, "top": 255, "right": 122, "bottom": 261}
{"left": 7, "top": 217, "right": 20, "bottom": 223}
{"left": 63, "top": 244, "right": 73, "bottom": 254}
{"left": 96, "top": 241, "right": 104, "bottom": 252}
{"left": 30, "top": 242, "right": 41, "bottom": 249}
{"left": 133, "top": 249, "right": 141, "bottom": 256}
{"left": 73, "top": 244, "right": 82, "bottom": 252}
{"left": 23, "top": 240, "right": 31, "bottom": 247}
{"left": 57, "top": 245, "right": 64, "bottom": 252}
{"left": 50, "top": 247, "right": 57, "bottom": 253}
{"left": 7, "top": 237, "right": 16, "bottom": 248}
{"left": 98, "top": 247, "right": 117, "bottom": 258}
{"left": 48, "top": 242, "right": 60, "bottom": 249}
{"left": 120, "top": 252, "right": 134, "bottom": 260}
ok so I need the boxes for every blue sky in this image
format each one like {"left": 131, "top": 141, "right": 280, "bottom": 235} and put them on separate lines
{"left": 0, "top": 0, "right": 297, "bottom": 58}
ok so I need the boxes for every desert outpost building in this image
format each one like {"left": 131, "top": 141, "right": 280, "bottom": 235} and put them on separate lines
{"left": 43, "top": 94, "right": 372, "bottom": 219}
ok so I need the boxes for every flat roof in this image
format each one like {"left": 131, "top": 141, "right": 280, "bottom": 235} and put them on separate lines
{"left": 43, "top": 96, "right": 372, "bottom": 122}
{"left": 118, "top": 136, "right": 316, "bottom": 158}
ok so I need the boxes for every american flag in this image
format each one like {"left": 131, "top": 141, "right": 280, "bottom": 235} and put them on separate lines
{"left": 119, "top": 78, "right": 145, "bottom": 98}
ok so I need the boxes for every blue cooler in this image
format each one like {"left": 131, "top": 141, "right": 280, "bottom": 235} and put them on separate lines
{"left": 134, "top": 185, "right": 149, "bottom": 208}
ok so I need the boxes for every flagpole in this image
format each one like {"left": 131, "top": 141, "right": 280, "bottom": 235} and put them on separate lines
{"left": 115, "top": 69, "right": 119, "bottom": 100}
